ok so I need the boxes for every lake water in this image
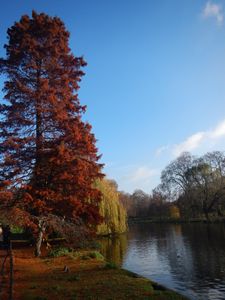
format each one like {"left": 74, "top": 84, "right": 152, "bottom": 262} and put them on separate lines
{"left": 100, "top": 223, "right": 225, "bottom": 300}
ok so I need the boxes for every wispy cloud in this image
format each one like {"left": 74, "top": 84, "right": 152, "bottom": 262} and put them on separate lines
{"left": 213, "top": 120, "right": 225, "bottom": 137}
{"left": 155, "top": 145, "right": 170, "bottom": 157}
{"left": 173, "top": 132, "right": 206, "bottom": 156}
{"left": 129, "top": 166, "right": 158, "bottom": 183}
{"left": 173, "top": 119, "right": 225, "bottom": 156}
{"left": 202, "top": 1, "right": 223, "bottom": 25}
{"left": 106, "top": 119, "right": 225, "bottom": 192}
{"left": 103, "top": 162, "right": 159, "bottom": 193}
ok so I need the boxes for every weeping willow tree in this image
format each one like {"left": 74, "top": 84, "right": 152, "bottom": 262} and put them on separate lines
{"left": 95, "top": 179, "right": 127, "bottom": 235}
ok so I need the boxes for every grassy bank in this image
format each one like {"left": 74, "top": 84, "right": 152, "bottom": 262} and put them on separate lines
{"left": 10, "top": 247, "right": 188, "bottom": 300}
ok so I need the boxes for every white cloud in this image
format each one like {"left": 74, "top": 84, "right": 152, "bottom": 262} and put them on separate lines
{"left": 105, "top": 119, "right": 225, "bottom": 192}
{"left": 172, "top": 119, "right": 225, "bottom": 157}
{"left": 130, "top": 166, "right": 158, "bottom": 182}
{"left": 155, "top": 145, "right": 170, "bottom": 157}
{"left": 103, "top": 163, "right": 160, "bottom": 193}
{"left": 211, "top": 119, "right": 225, "bottom": 137}
{"left": 123, "top": 166, "right": 159, "bottom": 191}
{"left": 202, "top": 1, "right": 223, "bottom": 25}
{"left": 173, "top": 132, "right": 206, "bottom": 156}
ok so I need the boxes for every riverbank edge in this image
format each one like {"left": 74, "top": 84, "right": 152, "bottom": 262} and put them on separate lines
{"left": 119, "top": 268, "right": 190, "bottom": 300}
{"left": 128, "top": 216, "right": 225, "bottom": 224}
{"left": 12, "top": 247, "right": 188, "bottom": 300}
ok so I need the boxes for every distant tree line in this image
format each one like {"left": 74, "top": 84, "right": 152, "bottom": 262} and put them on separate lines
{"left": 119, "top": 189, "right": 179, "bottom": 220}
{"left": 119, "top": 151, "right": 225, "bottom": 222}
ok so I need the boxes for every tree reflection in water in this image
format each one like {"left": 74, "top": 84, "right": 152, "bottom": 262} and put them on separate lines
{"left": 99, "top": 223, "right": 225, "bottom": 300}
{"left": 99, "top": 234, "right": 128, "bottom": 266}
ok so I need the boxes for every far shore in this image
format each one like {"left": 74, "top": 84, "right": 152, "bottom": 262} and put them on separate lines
{"left": 128, "top": 216, "right": 225, "bottom": 224}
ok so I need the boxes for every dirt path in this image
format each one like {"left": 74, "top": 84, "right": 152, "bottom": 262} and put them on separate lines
{"left": 0, "top": 249, "right": 12, "bottom": 300}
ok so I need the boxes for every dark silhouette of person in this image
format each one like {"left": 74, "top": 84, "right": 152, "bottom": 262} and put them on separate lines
{"left": 2, "top": 225, "right": 11, "bottom": 249}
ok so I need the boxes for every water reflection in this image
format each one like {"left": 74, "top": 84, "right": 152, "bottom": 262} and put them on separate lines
{"left": 99, "top": 233, "right": 128, "bottom": 266}
{"left": 100, "top": 223, "right": 225, "bottom": 300}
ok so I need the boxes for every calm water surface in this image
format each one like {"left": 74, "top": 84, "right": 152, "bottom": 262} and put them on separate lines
{"left": 100, "top": 223, "right": 225, "bottom": 300}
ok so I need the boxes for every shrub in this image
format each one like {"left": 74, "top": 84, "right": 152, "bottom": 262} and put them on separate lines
{"left": 81, "top": 251, "right": 104, "bottom": 260}
{"left": 48, "top": 247, "right": 72, "bottom": 258}
{"left": 104, "top": 261, "right": 118, "bottom": 269}
{"left": 10, "top": 226, "right": 24, "bottom": 234}
{"left": 89, "top": 251, "right": 104, "bottom": 260}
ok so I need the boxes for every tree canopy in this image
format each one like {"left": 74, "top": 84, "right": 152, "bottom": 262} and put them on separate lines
{"left": 0, "top": 11, "right": 103, "bottom": 254}
{"left": 161, "top": 151, "right": 225, "bottom": 220}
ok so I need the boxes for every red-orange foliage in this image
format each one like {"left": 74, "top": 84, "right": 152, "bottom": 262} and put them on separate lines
{"left": 0, "top": 12, "right": 103, "bottom": 237}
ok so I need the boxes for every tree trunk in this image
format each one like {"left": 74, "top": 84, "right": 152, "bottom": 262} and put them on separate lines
{"left": 35, "top": 219, "right": 46, "bottom": 257}
{"left": 204, "top": 208, "right": 210, "bottom": 222}
{"left": 217, "top": 206, "right": 223, "bottom": 217}
{"left": 34, "top": 67, "right": 43, "bottom": 189}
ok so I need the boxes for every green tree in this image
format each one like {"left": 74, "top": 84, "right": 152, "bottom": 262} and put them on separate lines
{"left": 95, "top": 179, "right": 127, "bottom": 235}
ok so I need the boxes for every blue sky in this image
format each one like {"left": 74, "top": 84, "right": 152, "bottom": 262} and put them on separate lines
{"left": 1, "top": 1, "right": 225, "bottom": 193}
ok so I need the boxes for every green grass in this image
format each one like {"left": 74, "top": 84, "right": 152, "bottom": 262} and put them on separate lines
{"left": 47, "top": 246, "right": 104, "bottom": 262}
{"left": 48, "top": 246, "right": 72, "bottom": 258}
{"left": 10, "top": 225, "right": 24, "bottom": 234}
{"left": 104, "top": 261, "right": 118, "bottom": 269}
{"left": 88, "top": 251, "right": 104, "bottom": 260}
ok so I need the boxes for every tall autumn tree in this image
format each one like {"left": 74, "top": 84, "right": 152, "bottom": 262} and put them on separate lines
{"left": 0, "top": 11, "right": 103, "bottom": 255}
